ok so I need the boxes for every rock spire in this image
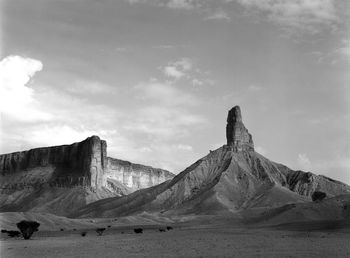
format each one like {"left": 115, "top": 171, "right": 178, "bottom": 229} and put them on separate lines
{"left": 226, "top": 106, "right": 254, "bottom": 151}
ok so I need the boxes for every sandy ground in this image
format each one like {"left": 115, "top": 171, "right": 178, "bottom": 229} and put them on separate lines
{"left": 1, "top": 223, "right": 350, "bottom": 258}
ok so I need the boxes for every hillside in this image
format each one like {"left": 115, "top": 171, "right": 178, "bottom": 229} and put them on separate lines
{"left": 0, "top": 136, "right": 174, "bottom": 215}
{"left": 71, "top": 106, "right": 350, "bottom": 218}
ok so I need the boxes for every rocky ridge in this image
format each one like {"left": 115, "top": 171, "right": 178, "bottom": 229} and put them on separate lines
{"left": 71, "top": 106, "right": 350, "bottom": 218}
{"left": 0, "top": 136, "right": 174, "bottom": 215}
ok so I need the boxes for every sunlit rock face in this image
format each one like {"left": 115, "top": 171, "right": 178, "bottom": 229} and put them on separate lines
{"left": 106, "top": 158, "right": 174, "bottom": 191}
{"left": 0, "top": 136, "right": 174, "bottom": 215}
{"left": 226, "top": 106, "right": 254, "bottom": 152}
{"left": 72, "top": 106, "right": 350, "bottom": 219}
{"left": 0, "top": 136, "right": 107, "bottom": 189}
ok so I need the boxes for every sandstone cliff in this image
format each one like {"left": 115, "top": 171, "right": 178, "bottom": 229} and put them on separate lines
{"left": 106, "top": 158, "right": 174, "bottom": 191}
{"left": 0, "top": 136, "right": 174, "bottom": 215}
{"left": 226, "top": 106, "right": 254, "bottom": 151}
{"left": 0, "top": 136, "right": 107, "bottom": 189}
{"left": 72, "top": 106, "right": 350, "bottom": 218}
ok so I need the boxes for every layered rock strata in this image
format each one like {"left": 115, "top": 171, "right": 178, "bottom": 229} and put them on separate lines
{"left": 0, "top": 136, "right": 107, "bottom": 189}
{"left": 226, "top": 106, "right": 254, "bottom": 151}
{"left": 106, "top": 158, "right": 174, "bottom": 191}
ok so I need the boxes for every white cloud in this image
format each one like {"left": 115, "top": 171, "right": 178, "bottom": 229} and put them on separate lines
{"left": 127, "top": 0, "right": 201, "bottom": 10}
{"left": 234, "top": 0, "right": 338, "bottom": 33}
{"left": 175, "top": 144, "right": 193, "bottom": 151}
{"left": 164, "top": 0, "right": 199, "bottom": 9}
{"left": 0, "top": 55, "right": 52, "bottom": 122}
{"left": 336, "top": 38, "right": 350, "bottom": 60}
{"left": 66, "top": 80, "right": 117, "bottom": 95}
{"left": 162, "top": 58, "right": 193, "bottom": 79}
{"left": 297, "top": 153, "right": 312, "bottom": 171}
{"left": 205, "top": 9, "right": 231, "bottom": 21}
{"left": 248, "top": 84, "right": 263, "bottom": 92}
{"left": 164, "top": 65, "right": 185, "bottom": 79}
{"left": 134, "top": 79, "right": 199, "bottom": 106}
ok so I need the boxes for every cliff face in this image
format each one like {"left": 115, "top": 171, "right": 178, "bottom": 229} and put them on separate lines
{"left": 0, "top": 135, "right": 174, "bottom": 215}
{"left": 72, "top": 106, "right": 350, "bottom": 218}
{"left": 0, "top": 136, "right": 107, "bottom": 189}
{"left": 106, "top": 158, "right": 174, "bottom": 191}
{"left": 226, "top": 106, "right": 254, "bottom": 152}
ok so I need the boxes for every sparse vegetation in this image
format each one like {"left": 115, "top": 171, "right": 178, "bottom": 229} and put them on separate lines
{"left": 312, "top": 191, "right": 326, "bottom": 202}
{"left": 134, "top": 228, "right": 143, "bottom": 234}
{"left": 81, "top": 232, "right": 87, "bottom": 237}
{"left": 96, "top": 228, "right": 106, "bottom": 236}
{"left": 16, "top": 220, "right": 40, "bottom": 240}
{"left": 2, "top": 230, "right": 21, "bottom": 238}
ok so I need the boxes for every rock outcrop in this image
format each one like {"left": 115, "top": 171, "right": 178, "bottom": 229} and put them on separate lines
{"left": 0, "top": 136, "right": 174, "bottom": 215}
{"left": 226, "top": 106, "right": 254, "bottom": 152}
{"left": 0, "top": 136, "right": 107, "bottom": 189}
{"left": 71, "top": 106, "right": 350, "bottom": 218}
{"left": 106, "top": 158, "right": 174, "bottom": 191}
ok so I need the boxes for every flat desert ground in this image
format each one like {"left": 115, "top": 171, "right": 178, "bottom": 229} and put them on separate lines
{"left": 1, "top": 221, "right": 350, "bottom": 258}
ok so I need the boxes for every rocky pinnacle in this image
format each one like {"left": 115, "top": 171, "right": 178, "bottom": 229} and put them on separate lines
{"left": 226, "top": 106, "right": 254, "bottom": 151}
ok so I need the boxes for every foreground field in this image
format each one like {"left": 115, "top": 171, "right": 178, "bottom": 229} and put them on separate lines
{"left": 1, "top": 223, "right": 350, "bottom": 258}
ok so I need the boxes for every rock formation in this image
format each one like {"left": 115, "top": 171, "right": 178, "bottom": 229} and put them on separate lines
{"left": 106, "top": 158, "right": 174, "bottom": 191}
{"left": 0, "top": 136, "right": 174, "bottom": 215}
{"left": 71, "top": 106, "right": 350, "bottom": 218}
{"left": 226, "top": 106, "right": 254, "bottom": 151}
{"left": 0, "top": 136, "right": 107, "bottom": 189}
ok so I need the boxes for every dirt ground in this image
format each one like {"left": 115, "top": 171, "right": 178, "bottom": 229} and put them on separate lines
{"left": 1, "top": 224, "right": 350, "bottom": 258}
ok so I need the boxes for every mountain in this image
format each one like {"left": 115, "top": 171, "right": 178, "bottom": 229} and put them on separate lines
{"left": 71, "top": 106, "right": 350, "bottom": 218}
{"left": 0, "top": 136, "right": 174, "bottom": 215}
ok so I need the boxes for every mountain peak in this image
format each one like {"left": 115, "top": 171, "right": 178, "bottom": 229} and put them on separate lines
{"left": 226, "top": 106, "right": 254, "bottom": 151}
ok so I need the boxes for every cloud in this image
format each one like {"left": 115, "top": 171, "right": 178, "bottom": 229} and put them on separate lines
{"left": 163, "top": 0, "right": 199, "bottom": 9}
{"left": 126, "top": 0, "right": 201, "bottom": 10}
{"left": 297, "top": 153, "right": 312, "bottom": 171}
{"left": 0, "top": 55, "right": 52, "bottom": 122}
{"left": 162, "top": 58, "right": 193, "bottom": 79}
{"left": 134, "top": 79, "right": 199, "bottom": 106}
{"left": 175, "top": 144, "right": 193, "bottom": 151}
{"left": 127, "top": 79, "right": 205, "bottom": 138}
{"left": 205, "top": 9, "right": 231, "bottom": 21}
{"left": 234, "top": 0, "right": 338, "bottom": 33}
{"left": 336, "top": 38, "right": 350, "bottom": 60}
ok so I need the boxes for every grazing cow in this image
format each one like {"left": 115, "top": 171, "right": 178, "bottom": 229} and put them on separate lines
{"left": 134, "top": 228, "right": 143, "bottom": 234}
{"left": 312, "top": 191, "right": 326, "bottom": 202}
{"left": 96, "top": 228, "right": 106, "bottom": 236}
{"left": 159, "top": 228, "right": 166, "bottom": 232}
{"left": 7, "top": 230, "right": 21, "bottom": 238}
{"left": 166, "top": 226, "right": 173, "bottom": 231}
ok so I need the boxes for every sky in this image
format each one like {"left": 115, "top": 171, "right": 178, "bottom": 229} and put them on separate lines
{"left": 0, "top": 0, "right": 349, "bottom": 183}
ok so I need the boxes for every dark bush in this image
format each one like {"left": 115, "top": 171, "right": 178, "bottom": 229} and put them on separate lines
{"left": 107, "top": 225, "right": 111, "bottom": 228}
{"left": 134, "top": 228, "right": 143, "bottom": 234}
{"left": 96, "top": 228, "right": 106, "bottom": 236}
{"left": 1, "top": 229, "right": 7, "bottom": 233}
{"left": 16, "top": 220, "right": 40, "bottom": 240}
{"left": 121, "top": 231, "right": 124, "bottom": 234}
{"left": 7, "top": 230, "right": 21, "bottom": 238}
{"left": 159, "top": 228, "right": 166, "bottom": 232}
{"left": 81, "top": 232, "right": 87, "bottom": 237}
{"left": 166, "top": 226, "right": 173, "bottom": 231}
{"left": 312, "top": 191, "right": 327, "bottom": 202}
{"left": 73, "top": 229, "right": 77, "bottom": 231}
{"left": 60, "top": 228, "right": 64, "bottom": 231}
